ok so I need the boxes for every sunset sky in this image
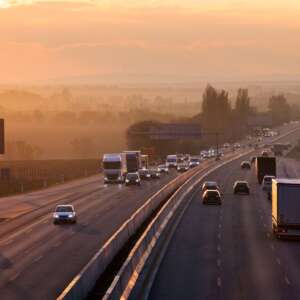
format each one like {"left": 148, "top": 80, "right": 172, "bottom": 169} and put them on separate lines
{"left": 0, "top": 0, "right": 300, "bottom": 84}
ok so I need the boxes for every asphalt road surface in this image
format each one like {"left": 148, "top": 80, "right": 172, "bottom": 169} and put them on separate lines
{"left": 149, "top": 139, "right": 300, "bottom": 300}
{"left": 0, "top": 170, "right": 178, "bottom": 299}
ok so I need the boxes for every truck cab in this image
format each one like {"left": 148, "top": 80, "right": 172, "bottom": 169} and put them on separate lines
{"left": 103, "top": 153, "right": 126, "bottom": 184}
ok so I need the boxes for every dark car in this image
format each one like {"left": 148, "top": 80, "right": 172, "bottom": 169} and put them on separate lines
{"left": 138, "top": 169, "right": 151, "bottom": 180}
{"left": 202, "top": 189, "right": 222, "bottom": 205}
{"left": 202, "top": 181, "right": 219, "bottom": 192}
{"left": 233, "top": 181, "right": 250, "bottom": 194}
{"left": 125, "top": 172, "right": 141, "bottom": 186}
{"left": 240, "top": 161, "right": 251, "bottom": 169}
{"left": 149, "top": 169, "right": 160, "bottom": 179}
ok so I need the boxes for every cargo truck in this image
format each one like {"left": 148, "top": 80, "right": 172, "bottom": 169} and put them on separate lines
{"left": 103, "top": 153, "right": 127, "bottom": 183}
{"left": 255, "top": 156, "right": 276, "bottom": 184}
{"left": 141, "top": 154, "right": 149, "bottom": 169}
{"left": 123, "top": 150, "right": 142, "bottom": 173}
{"left": 272, "top": 179, "right": 300, "bottom": 238}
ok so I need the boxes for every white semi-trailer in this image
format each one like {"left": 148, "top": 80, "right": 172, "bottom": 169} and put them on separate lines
{"left": 103, "top": 153, "right": 127, "bottom": 183}
{"left": 272, "top": 179, "right": 300, "bottom": 238}
{"left": 166, "top": 155, "right": 177, "bottom": 168}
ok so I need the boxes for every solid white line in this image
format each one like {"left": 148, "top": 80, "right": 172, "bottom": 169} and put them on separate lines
{"left": 33, "top": 255, "right": 43, "bottom": 263}
{"left": 3, "top": 239, "right": 13, "bottom": 246}
{"left": 9, "top": 272, "right": 21, "bottom": 282}
{"left": 285, "top": 276, "right": 291, "bottom": 285}
{"left": 26, "top": 228, "right": 33, "bottom": 234}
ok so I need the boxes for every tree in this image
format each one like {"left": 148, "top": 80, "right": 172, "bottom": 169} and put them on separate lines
{"left": 268, "top": 94, "right": 291, "bottom": 125}
{"left": 235, "top": 89, "right": 251, "bottom": 117}
{"left": 202, "top": 84, "right": 232, "bottom": 133}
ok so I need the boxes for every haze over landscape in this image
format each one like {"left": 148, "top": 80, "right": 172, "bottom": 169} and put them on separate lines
{"left": 0, "top": 0, "right": 300, "bottom": 83}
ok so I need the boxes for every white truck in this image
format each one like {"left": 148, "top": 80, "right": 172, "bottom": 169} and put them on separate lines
{"left": 103, "top": 153, "right": 127, "bottom": 184}
{"left": 272, "top": 179, "right": 300, "bottom": 238}
{"left": 166, "top": 154, "right": 177, "bottom": 168}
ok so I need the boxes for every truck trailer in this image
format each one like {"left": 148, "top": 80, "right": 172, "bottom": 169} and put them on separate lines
{"left": 255, "top": 156, "right": 276, "bottom": 184}
{"left": 123, "top": 150, "right": 142, "bottom": 173}
{"left": 272, "top": 179, "right": 300, "bottom": 238}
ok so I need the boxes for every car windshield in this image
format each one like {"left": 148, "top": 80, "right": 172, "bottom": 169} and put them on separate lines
{"left": 206, "top": 190, "right": 219, "bottom": 196}
{"left": 56, "top": 206, "right": 73, "bottom": 213}
{"left": 191, "top": 158, "right": 199, "bottom": 162}
{"left": 127, "top": 173, "right": 138, "bottom": 179}
{"left": 264, "top": 177, "right": 273, "bottom": 183}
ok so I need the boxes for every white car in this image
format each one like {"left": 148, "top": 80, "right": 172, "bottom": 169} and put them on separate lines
{"left": 53, "top": 205, "right": 77, "bottom": 224}
{"left": 262, "top": 175, "right": 275, "bottom": 191}
{"left": 189, "top": 157, "right": 200, "bottom": 168}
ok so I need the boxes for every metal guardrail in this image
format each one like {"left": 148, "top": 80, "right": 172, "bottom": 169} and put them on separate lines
{"left": 57, "top": 163, "right": 206, "bottom": 300}
{"left": 102, "top": 151, "right": 251, "bottom": 300}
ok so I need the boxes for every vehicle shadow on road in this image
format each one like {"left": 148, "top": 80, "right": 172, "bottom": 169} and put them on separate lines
{"left": 0, "top": 253, "right": 13, "bottom": 269}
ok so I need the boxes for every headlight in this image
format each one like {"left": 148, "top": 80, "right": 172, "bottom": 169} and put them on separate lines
{"left": 136, "top": 179, "right": 139, "bottom": 182}
{"left": 54, "top": 213, "right": 59, "bottom": 218}
{"left": 125, "top": 179, "right": 129, "bottom": 183}
{"left": 118, "top": 176, "right": 122, "bottom": 180}
{"left": 68, "top": 214, "right": 73, "bottom": 218}
{"left": 146, "top": 174, "right": 150, "bottom": 177}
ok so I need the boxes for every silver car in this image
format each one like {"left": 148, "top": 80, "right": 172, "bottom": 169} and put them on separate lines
{"left": 53, "top": 205, "right": 77, "bottom": 224}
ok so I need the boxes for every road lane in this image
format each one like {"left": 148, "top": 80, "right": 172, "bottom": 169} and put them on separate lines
{"left": 0, "top": 171, "right": 179, "bottom": 299}
{"left": 148, "top": 148, "right": 300, "bottom": 300}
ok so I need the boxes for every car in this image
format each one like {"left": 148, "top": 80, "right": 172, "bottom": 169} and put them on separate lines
{"left": 234, "top": 143, "right": 241, "bottom": 149}
{"left": 189, "top": 157, "right": 200, "bottom": 168}
{"left": 157, "top": 164, "right": 169, "bottom": 173}
{"left": 177, "top": 162, "right": 189, "bottom": 172}
{"left": 233, "top": 181, "right": 250, "bottom": 194}
{"left": 202, "top": 189, "right": 222, "bottom": 205}
{"left": 53, "top": 205, "right": 77, "bottom": 224}
{"left": 125, "top": 172, "right": 141, "bottom": 186}
{"left": 149, "top": 169, "right": 160, "bottom": 179}
{"left": 202, "top": 181, "right": 219, "bottom": 192}
{"left": 240, "top": 161, "right": 251, "bottom": 169}
{"left": 138, "top": 169, "right": 151, "bottom": 180}
{"left": 261, "top": 150, "right": 269, "bottom": 157}
{"left": 262, "top": 175, "right": 275, "bottom": 191}
{"left": 223, "top": 143, "right": 230, "bottom": 148}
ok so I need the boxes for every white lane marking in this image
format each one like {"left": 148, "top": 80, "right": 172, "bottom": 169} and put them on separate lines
{"left": 218, "top": 224, "right": 222, "bottom": 229}
{"left": 3, "top": 239, "right": 13, "bottom": 246}
{"left": 266, "top": 233, "right": 271, "bottom": 238}
{"left": 9, "top": 272, "right": 21, "bottom": 282}
{"left": 276, "top": 258, "right": 281, "bottom": 265}
{"left": 285, "top": 276, "right": 291, "bottom": 285}
{"left": 217, "top": 245, "right": 222, "bottom": 252}
{"left": 217, "top": 259, "right": 221, "bottom": 267}
{"left": 33, "top": 255, "right": 43, "bottom": 263}
{"left": 270, "top": 244, "right": 275, "bottom": 250}
{"left": 42, "top": 220, "right": 48, "bottom": 224}
{"left": 53, "top": 242, "right": 61, "bottom": 248}
{"left": 263, "top": 223, "right": 266, "bottom": 228}
{"left": 26, "top": 228, "right": 33, "bottom": 234}
{"left": 217, "top": 277, "right": 222, "bottom": 287}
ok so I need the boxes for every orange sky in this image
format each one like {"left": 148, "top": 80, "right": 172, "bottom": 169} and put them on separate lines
{"left": 1, "top": 1, "right": 300, "bottom": 84}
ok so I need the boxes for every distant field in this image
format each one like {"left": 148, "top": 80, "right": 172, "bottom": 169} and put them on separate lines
{"left": 0, "top": 159, "right": 100, "bottom": 197}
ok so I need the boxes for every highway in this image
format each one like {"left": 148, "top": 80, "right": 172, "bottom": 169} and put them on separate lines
{"left": 0, "top": 122, "right": 298, "bottom": 300}
{"left": 0, "top": 170, "right": 179, "bottom": 299}
{"left": 148, "top": 132, "right": 300, "bottom": 300}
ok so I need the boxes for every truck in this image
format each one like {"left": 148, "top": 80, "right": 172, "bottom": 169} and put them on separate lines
{"left": 141, "top": 154, "right": 149, "bottom": 169}
{"left": 123, "top": 150, "right": 142, "bottom": 173}
{"left": 255, "top": 156, "right": 276, "bottom": 184}
{"left": 103, "top": 153, "right": 127, "bottom": 183}
{"left": 272, "top": 179, "right": 300, "bottom": 238}
{"left": 166, "top": 154, "right": 177, "bottom": 168}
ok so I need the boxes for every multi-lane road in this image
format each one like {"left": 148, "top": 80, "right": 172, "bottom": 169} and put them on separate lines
{"left": 148, "top": 131, "right": 300, "bottom": 300}
{"left": 0, "top": 122, "right": 299, "bottom": 300}
{"left": 0, "top": 170, "right": 180, "bottom": 299}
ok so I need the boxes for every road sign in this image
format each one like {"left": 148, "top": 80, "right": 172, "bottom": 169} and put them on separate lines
{"left": 0, "top": 119, "right": 4, "bottom": 154}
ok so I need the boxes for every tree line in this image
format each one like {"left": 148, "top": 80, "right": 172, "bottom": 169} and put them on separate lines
{"left": 127, "top": 84, "right": 299, "bottom": 157}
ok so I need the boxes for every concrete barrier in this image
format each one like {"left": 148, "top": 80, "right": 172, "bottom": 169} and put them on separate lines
{"left": 57, "top": 160, "right": 208, "bottom": 300}
{"left": 102, "top": 151, "right": 253, "bottom": 300}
